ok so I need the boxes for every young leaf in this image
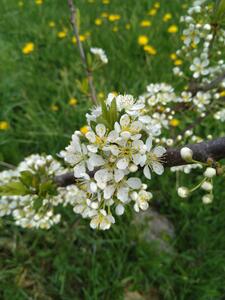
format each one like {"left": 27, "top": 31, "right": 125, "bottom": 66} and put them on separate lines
{"left": 0, "top": 181, "right": 28, "bottom": 196}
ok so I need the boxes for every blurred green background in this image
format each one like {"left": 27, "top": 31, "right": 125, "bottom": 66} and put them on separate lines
{"left": 1, "top": 0, "right": 225, "bottom": 299}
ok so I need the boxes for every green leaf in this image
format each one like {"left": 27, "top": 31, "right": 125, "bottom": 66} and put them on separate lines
{"left": 33, "top": 197, "right": 43, "bottom": 211}
{"left": 19, "top": 171, "right": 34, "bottom": 187}
{"left": 0, "top": 181, "right": 28, "bottom": 196}
{"left": 76, "top": 8, "right": 81, "bottom": 32}
{"left": 39, "top": 180, "right": 56, "bottom": 197}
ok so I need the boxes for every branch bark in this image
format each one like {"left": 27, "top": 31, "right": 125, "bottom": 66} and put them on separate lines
{"left": 54, "top": 136, "right": 225, "bottom": 187}
{"left": 67, "top": 0, "right": 97, "bottom": 105}
{"left": 189, "top": 71, "right": 225, "bottom": 96}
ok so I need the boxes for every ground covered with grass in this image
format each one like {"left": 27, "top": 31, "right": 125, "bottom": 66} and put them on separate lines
{"left": 0, "top": 0, "right": 225, "bottom": 299}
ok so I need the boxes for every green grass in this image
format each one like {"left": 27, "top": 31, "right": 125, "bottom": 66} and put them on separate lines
{"left": 0, "top": 0, "right": 225, "bottom": 299}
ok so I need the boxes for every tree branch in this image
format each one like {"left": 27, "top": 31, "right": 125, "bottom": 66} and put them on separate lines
{"left": 189, "top": 71, "right": 225, "bottom": 96}
{"left": 54, "top": 136, "right": 225, "bottom": 187}
{"left": 67, "top": 0, "right": 97, "bottom": 105}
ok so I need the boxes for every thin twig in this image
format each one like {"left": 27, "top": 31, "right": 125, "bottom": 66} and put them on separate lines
{"left": 67, "top": 0, "right": 97, "bottom": 105}
{"left": 189, "top": 71, "right": 225, "bottom": 96}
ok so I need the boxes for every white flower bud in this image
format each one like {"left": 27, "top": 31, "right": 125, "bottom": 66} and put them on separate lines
{"left": 180, "top": 147, "right": 193, "bottom": 162}
{"left": 201, "top": 181, "right": 213, "bottom": 191}
{"left": 204, "top": 167, "right": 216, "bottom": 178}
{"left": 129, "top": 164, "right": 138, "bottom": 173}
{"left": 202, "top": 194, "right": 213, "bottom": 204}
{"left": 115, "top": 204, "right": 125, "bottom": 216}
{"left": 177, "top": 187, "right": 189, "bottom": 198}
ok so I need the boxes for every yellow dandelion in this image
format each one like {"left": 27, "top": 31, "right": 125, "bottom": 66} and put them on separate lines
{"left": 154, "top": 2, "right": 160, "bottom": 8}
{"left": 163, "top": 13, "right": 172, "bottom": 22}
{"left": 191, "top": 42, "right": 197, "bottom": 48}
{"left": 168, "top": 25, "right": 178, "bottom": 33}
{"left": 220, "top": 91, "right": 225, "bottom": 97}
{"left": 22, "top": 42, "right": 35, "bottom": 54}
{"left": 125, "top": 23, "right": 131, "bottom": 30}
{"left": 48, "top": 21, "right": 55, "bottom": 28}
{"left": 138, "top": 35, "right": 149, "bottom": 46}
{"left": 174, "top": 59, "right": 183, "bottom": 66}
{"left": 170, "top": 119, "right": 180, "bottom": 127}
{"left": 148, "top": 8, "right": 157, "bottom": 16}
{"left": 80, "top": 126, "right": 89, "bottom": 135}
{"left": 101, "top": 12, "right": 108, "bottom": 18}
{"left": 35, "top": 0, "right": 43, "bottom": 4}
{"left": 144, "top": 45, "right": 157, "bottom": 55}
{"left": 140, "top": 20, "right": 152, "bottom": 27}
{"left": 68, "top": 98, "right": 78, "bottom": 106}
{"left": 58, "top": 31, "right": 67, "bottom": 39}
{"left": 0, "top": 121, "right": 9, "bottom": 131}
{"left": 18, "top": 1, "right": 24, "bottom": 7}
{"left": 80, "top": 34, "right": 86, "bottom": 41}
{"left": 50, "top": 104, "right": 59, "bottom": 112}
{"left": 98, "top": 92, "right": 105, "bottom": 99}
{"left": 95, "top": 18, "right": 102, "bottom": 26}
{"left": 108, "top": 14, "right": 121, "bottom": 22}
{"left": 102, "top": 0, "right": 110, "bottom": 4}
{"left": 170, "top": 53, "right": 177, "bottom": 60}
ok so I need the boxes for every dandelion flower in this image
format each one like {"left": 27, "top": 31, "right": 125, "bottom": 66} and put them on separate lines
{"left": 58, "top": 31, "right": 67, "bottom": 39}
{"left": 0, "top": 121, "right": 9, "bottom": 130}
{"left": 22, "top": 43, "right": 35, "bottom": 54}
{"left": 144, "top": 45, "right": 157, "bottom": 55}
{"left": 68, "top": 98, "right": 78, "bottom": 106}
{"left": 148, "top": 8, "right": 157, "bottom": 16}
{"left": 138, "top": 35, "right": 149, "bottom": 46}
{"left": 140, "top": 20, "right": 152, "bottom": 27}
{"left": 95, "top": 18, "right": 102, "bottom": 26}
{"left": 163, "top": 13, "right": 172, "bottom": 22}
{"left": 168, "top": 25, "right": 178, "bottom": 33}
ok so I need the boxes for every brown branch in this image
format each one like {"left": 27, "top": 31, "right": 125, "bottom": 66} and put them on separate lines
{"left": 189, "top": 71, "right": 225, "bottom": 96}
{"left": 67, "top": 0, "right": 97, "bottom": 105}
{"left": 54, "top": 136, "right": 225, "bottom": 187}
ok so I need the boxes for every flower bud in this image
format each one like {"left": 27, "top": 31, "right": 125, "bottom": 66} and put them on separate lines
{"left": 177, "top": 187, "right": 189, "bottom": 198}
{"left": 115, "top": 204, "right": 125, "bottom": 216}
{"left": 129, "top": 164, "right": 138, "bottom": 173}
{"left": 201, "top": 181, "right": 213, "bottom": 191}
{"left": 180, "top": 147, "right": 193, "bottom": 162}
{"left": 204, "top": 167, "right": 216, "bottom": 178}
{"left": 202, "top": 194, "right": 213, "bottom": 204}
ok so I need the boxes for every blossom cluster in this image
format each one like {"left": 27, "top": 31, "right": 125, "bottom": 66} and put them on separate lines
{"left": 0, "top": 155, "right": 65, "bottom": 229}
{"left": 60, "top": 93, "right": 166, "bottom": 230}
{"left": 173, "top": 0, "right": 225, "bottom": 114}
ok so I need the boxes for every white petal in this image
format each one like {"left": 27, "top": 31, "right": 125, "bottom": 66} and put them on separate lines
{"left": 153, "top": 146, "right": 166, "bottom": 157}
{"left": 120, "top": 114, "right": 130, "bottom": 127}
{"left": 127, "top": 177, "right": 142, "bottom": 189}
{"left": 74, "top": 162, "right": 86, "bottom": 178}
{"left": 146, "top": 137, "right": 153, "bottom": 151}
{"left": 96, "top": 124, "right": 106, "bottom": 137}
{"left": 117, "top": 187, "right": 129, "bottom": 203}
{"left": 89, "top": 154, "right": 105, "bottom": 167}
{"left": 115, "top": 204, "right": 125, "bottom": 216}
{"left": 87, "top": 144, "right": 98, "bottom": 153}
{"left": 152, "top": 161, "right": 164, "bottom": 175}
{"left": 104, "top": 185, "right": 116, "bottom": 199}
{"left": 86, "top": 132, "right": 96, "bottom": 143}
{"left": 114, "top": 169, "right": 125, "bottom": 182}
{"left": 143, "top": 165, "right": 151, "bottom": 179}
{"left": 117, "top": 158, "right": 129, "bottom": 170}
{"left": 107, "top": 130, "right": 119, "bottom": 142}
